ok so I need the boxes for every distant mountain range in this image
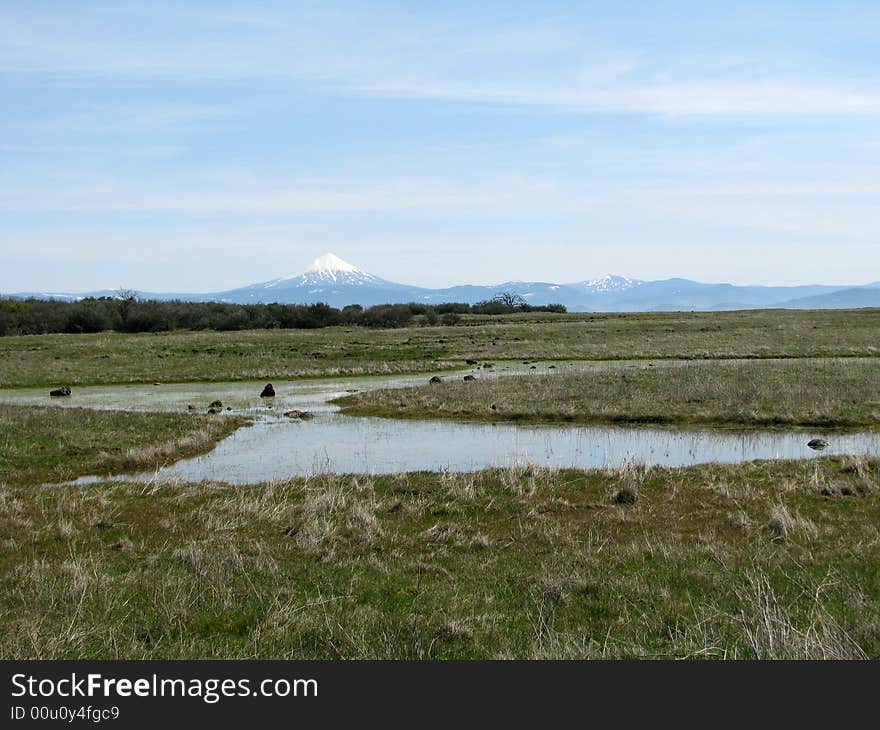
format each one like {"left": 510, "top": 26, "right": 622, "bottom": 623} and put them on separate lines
{"left": 7, "top": 252, "right": 880, "bottom": 312}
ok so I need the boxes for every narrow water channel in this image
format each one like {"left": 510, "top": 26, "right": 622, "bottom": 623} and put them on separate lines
{"left": 3, "top": 363, "right": 873, "bottom": 484}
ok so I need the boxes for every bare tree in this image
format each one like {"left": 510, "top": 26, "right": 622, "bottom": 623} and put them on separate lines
{"left": 492, "top": 291, "right": 528, "bottom": 309}
{"left": 115, "top": 288, "right": 139, "bottom": 326}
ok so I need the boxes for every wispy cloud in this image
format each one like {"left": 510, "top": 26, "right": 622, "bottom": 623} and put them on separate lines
{"left": 3, "top": 2, "right": 879, "bottom": 291}
{"left": 3, "top": 4, "right": 880, "bottom": 119}
{"left": 352, "top": 79, "right": 880, "bottom": 118}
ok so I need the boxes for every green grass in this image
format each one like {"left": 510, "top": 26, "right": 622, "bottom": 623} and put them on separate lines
{"left": 2, "top": 308, "right": 880, "bottom": 388}
{"left": 1, "top": 459, "right": 877, "bottom": 659}
{"left": 336, "top": 357, "right": 880, "bottom": 428}
{"left": 0, "top": 405, "right": 244, "bottom": 485}
{"left": 3, "top": 309, "right": 880, "bottom": 659}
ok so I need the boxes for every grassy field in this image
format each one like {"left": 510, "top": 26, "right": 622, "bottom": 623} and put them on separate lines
{"left": 0, "top": 405, "right": 243, "bottom": 485}
{"left": 2, "top": 310, "right": 880, "bottom": 660}
{"left": 0, "top": 459, "right": 877, "bottom": 659}
{"left": 337, "top": 357, "right": 880, "bottom": 428}
{"left": 2, "top": 308, "right": 880, "bottom": 388}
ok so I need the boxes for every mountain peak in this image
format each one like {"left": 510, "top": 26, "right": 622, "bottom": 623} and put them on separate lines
{"left": 258, "top": 252, "right": 382, "bottom": 290}
{"left": 307, "top": 252, "right": 361, "bottom": 276}
{"left": 583, "top": 274, "right": 642, "bottom": 293}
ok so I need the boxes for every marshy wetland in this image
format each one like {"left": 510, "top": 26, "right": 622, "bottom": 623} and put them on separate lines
{"left": 1, "top": 309, "right": 879, "bottom": 659}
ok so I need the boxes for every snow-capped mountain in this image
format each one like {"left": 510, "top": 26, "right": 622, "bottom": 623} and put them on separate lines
{"left": 7, "top": 252, "right": 878, "bottom": 311}
{"left": 217, "top": 252, "right": 427, "bottom": 306}
{"left": 261, "top": 253, "right": 384, "bottom": 289}
{"left": 578, "top": 274, "right": 642, "bottom": 293}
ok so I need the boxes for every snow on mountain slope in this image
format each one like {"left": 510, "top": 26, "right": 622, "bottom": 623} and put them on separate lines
{"left": 576, "top": 274, "right": 643, "bottom": 293}
{"left": 262, "top": 253, "right": 384, "bottom": 289}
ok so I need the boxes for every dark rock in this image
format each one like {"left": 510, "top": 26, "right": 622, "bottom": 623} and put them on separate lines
{"left": 807, "top": 438, "right": 829, "bottom": 451}
{"left": 429, "top": 376, "right": 443, "bottom": 384}
{"left": 463, "top": 375, "right": 476, "bottom": 381}
{"left": 530, "top": 365, "right": 537, "bottom": 369}
{"left": 483, "top": 363, "right": 494, "bottom": 369}
{"left": 50, "top": 386, "right": 71, "bottom": 397}
{"left": 489, "top": 403, "right": 498, "bottom": 411}
{"left": 284, "top": 410, "right": 313, "bottom": 420}
{"left": 207, "top": 408, "right": 220, "bottom": 415}
{"left": 465, "top": 359, "right": 478, "bottom": 365}
{"left": 187, "top": 404, "right": 196, "bottom": 411}
{"left": 209, "top": 400, "right": 223, "bottom": 408}
{"left": 260, "top": 383, "right": 275, "bottom": 398}
{"left": 548, "top": 365, "right": 556, "bottom": 369}
{"left": 614, "top": 486, "right": 638, "bottom": 505}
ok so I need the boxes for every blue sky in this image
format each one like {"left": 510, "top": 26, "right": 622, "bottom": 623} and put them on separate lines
{"left": 2, "top": 0, "right": 880, "bottom": 292}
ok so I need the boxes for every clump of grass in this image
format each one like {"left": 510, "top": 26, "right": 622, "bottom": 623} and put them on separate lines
{"left": 836, "top": 455, "right": 878, "bottom": 496}
{"left": 767, "top": 504, "right": 819, "bottom": 543}
{"left": 467, "top": 533, "right": 493, "bottom": 550}
{"left": 611, "top": 461, "right": 648, "bottom": 505}
{"left": 723, "top": 511, "right": 750, "bottom": 530}
{"left": 293, "top": 475, "right": 383, "bottom": 556}
{"left": 55, "top": 519, "right": 76, "bottom": 542}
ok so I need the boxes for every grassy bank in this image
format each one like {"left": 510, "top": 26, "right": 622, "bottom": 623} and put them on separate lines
{"left": 336, "top": 357, "right": 880, "bottom": 428}
{"left": 1, "top": 459, "right": 878, "bottom": 659}
{"left": 2, "top": 308, "right": 880, "bottom": 388}
{"left": 0, "top": 405, "right": 244, "bottom": 485}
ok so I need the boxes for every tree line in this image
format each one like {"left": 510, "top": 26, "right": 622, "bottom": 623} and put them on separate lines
{"left": 0, "top": 294, "right": 566, "bottom": 336}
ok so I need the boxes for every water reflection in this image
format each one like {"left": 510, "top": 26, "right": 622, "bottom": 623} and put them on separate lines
{"left": 3, "top": 367, "right": 876, "bottom": 485}
{"left": 63, "top": 410, "right": 880, "bottom": 484}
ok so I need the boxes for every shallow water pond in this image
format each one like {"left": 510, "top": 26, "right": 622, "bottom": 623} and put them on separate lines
{"left": 2, "top": 364, "right": 876, "bottom": 483}
{"left": 65, "top": 413, "right": 880, "bottom": 485}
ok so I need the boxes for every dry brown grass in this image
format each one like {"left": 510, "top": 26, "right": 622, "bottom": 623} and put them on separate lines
{"left": 1, "top": 457, "right": 877, "bottom": 660}
{"left": 337, "top": 357, "right": 880, "bottom": 428}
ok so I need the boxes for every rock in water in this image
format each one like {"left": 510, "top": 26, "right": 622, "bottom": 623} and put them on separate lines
{"left": 463, "top": 375, "right": 476, "bottom": 381}
{"left": 209, "top": 400, "right": 223, "bottom": 408}
{"left": 50, "top": 386, "right": 71, "bottom": 397}
{"left": 807, "top": 438, "right": 829, "bottom": 451}
{"left": 429, "top": 376, "right": 442, "bottom": 384}
{"left": 260, "top": 383, "right": 275, "bottom": 397}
